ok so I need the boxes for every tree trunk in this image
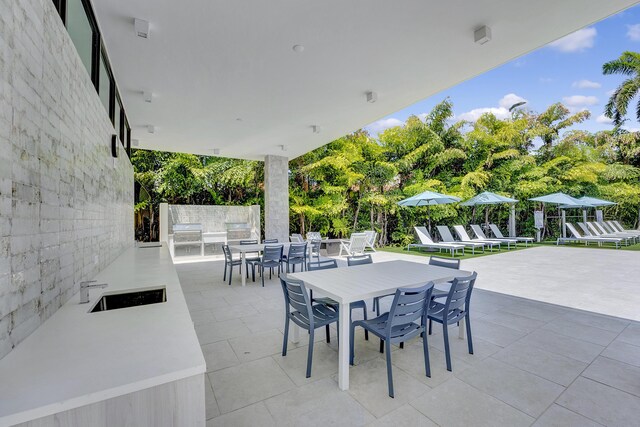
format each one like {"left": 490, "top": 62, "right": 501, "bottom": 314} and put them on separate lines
{"left": 299, "top": 213, "right": 305, "bottom": 236}
{"left": 353, "top": 196, "right": 361, "bottom": 231}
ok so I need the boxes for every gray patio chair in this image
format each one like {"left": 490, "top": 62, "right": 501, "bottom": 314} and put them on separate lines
{"left": 350, "top": 282, "right": 434, "bottom": 398}
{"left": 250, "top": 244, "right": 284, "bottom": 286}
{"left": 309, "top": 239, "right": 321, "bottom": 262}
{"left": 240, "top": 239, "right": 260, "bottom": 279}
{"left": 263, "top": 238, "right": 279, "bottom": 243}
{"left": 280, "top": 275, "right": 338, "bottom": 378}
{"left": 346, "top": 255, "right": 386, "bottom": 319}
{"left": 222, "top": 244, "right": 242, "bottom": 285}
{"left": 435, "top": 225, "right": 485, "bottom": 254}
{"left": 309, "top": 256, "right": 369, "bottom": 340}
{"left": 489, "top": 223, "right": 534, "bottom": 246}
{"left": 284, "top": 242, "right": 307, "bottom": 273}
{"left": 408, "top": 226, "right": 465, "bottom": 257}
{"left": 470, "top": 224, "right": 516, "bottom": 249}
{"left": 428, "top": 272, "right": 477, "bottom": 371}
{"left": 429, "top": 256, "right": 460, "bottom": 299}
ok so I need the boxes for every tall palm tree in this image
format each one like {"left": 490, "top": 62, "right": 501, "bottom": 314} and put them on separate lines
{"left": 603, "top": 51, "right": 640, "bottom": 126}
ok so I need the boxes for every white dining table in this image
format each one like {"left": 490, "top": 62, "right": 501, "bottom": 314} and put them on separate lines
{"left": 289, "top": 260, "right": 472, "bottom": 391}
{"left": 228, "top": 242, "right": 299, "bottom": 286}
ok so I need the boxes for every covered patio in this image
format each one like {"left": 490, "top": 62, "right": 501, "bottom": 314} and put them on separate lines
{"left": 181, "top": 247, "right": 640, "bottom": 426}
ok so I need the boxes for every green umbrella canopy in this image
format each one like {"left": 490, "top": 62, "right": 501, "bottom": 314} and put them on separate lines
{"left": 577, "top": 196, "right": 616, "bottom": 207}
{"left": 529, "top": 192, "right": 593, "bottom": 208}
{"left": 397, "top": 190, "right": 461, "bottom": 207}
{"left": 460, "top": 191, "right": 518, "bottom": 206}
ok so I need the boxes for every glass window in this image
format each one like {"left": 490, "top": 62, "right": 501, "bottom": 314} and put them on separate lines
{"left": 98, "top": 52, "right": 111, "bottom": 117}
{"left": 114, "top": 97, "right": 122, "bottom": 141}
{"left": 66, "top": 0, "right": 94, "bottom": 77}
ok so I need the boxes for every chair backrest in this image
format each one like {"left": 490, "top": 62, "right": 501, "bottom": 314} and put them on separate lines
{"left": 592, "top": 222, "right": 608, "bottom": 234}
{"left": 586, "top": 222, "right": 602, "bottom": 236}
{"left": 240, "top": 240, "right": 258, "bottom": 245}
{"left": 442, "top": 272, "right": 477, "bottom": 315}
{"left": 307, "top": 232, "right": 322, "bottom": 241}
{"left": 387, "top": 282, "right": 434, "bottom": 333}
{"left": 264, "top": 238, "right": 279, "bottom": 243}
{"left": 453, "top": 225, "right": 473, "bottom": 241}
{"left": 280, "top": 276, "right": 314, "bottom": 327}
{"left": 608, "top": 221, "right": 622, "bottom": 232}
{"left": 436, "top": 225, "right": 456, "bottom": 243}
{"left": 470, "top": 224, "right": 489, "bottom": 239}
{"left": 613, "top": 220, "right": 626, "bottom": 231}
{"left": 347, "top": 254, "right": 373, "bottom": 266}
{"left": 415, "top": 226, "right": 435, "bottom": 244}
{"left": 577, "top": 222, "right": 592, "bottom": 236}
{"left": 489, "top": 224, "right": 505, "bottom": 238}
{"left": 263, "top": 244, "right": 283, "bottom": 261}
{"left": 287, "top": 242, "right": 307, "bottom": 259}
{"left": 290, "top": 234, "right": 304, "bottom": 243}
{"left": 309, "top": 239, "right": 321, "bottom": 255}
{"left": 601, "top": 222, "right": 615, "bottom": 233}
{"left": 222, "top": 244, "right": 233, "bottom": 262}
{"left": 347, "top": 233, "right": 368, "bottom": 254}
{"left": 565, "top": 223, "right": 583, "bottom": 238}
{"left": 429, "top": 256, "right": 460, "bottom": 270}
{"left": 307, "top": 259, "right": 338, "bottom": 271}
{"left": 363, "top": 230, "right": 377, "bottom": 246}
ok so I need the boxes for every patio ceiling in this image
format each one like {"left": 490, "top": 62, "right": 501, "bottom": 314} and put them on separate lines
{"left": 93, "top": 0, "right": 638, "bottom": 160}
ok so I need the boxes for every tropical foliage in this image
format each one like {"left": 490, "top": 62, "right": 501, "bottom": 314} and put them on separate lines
{"left": 133, "top": 97, "right": 640, "bottom": 245}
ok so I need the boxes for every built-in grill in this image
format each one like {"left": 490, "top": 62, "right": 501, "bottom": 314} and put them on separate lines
{"left": 225, "top": 222, "right": 252, "bottom": 241}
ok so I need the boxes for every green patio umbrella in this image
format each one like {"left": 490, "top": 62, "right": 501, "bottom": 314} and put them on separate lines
{"left": 460, "top": 191, "right": 519, "bottom": 235}
{"left": 529, "top": 192, "right": 593, "bottom": 238}
{"left": 397, "top": 190, "right": 461, "bottom": 233}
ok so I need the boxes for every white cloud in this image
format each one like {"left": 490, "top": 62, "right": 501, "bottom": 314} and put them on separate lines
{"left": 457, "top": 93, "right": 528, "bottom": 122}
{"left": 596, "top": 114, "right": 614, "bottom": 124}
{"left": 562, "top": 95, "right": 598, "bottom": 108}
{"left": 572, "top": 79, "right": 601, "bottom": 89}
{"left": 366, "top": 118, "right": 403, "bottom": 135}
{"left": 539, "top": 77, "right": 554, "bottom": 83}
{"left": 549, "top": 27, "right": 596, "bottom": 52}
{"left": 623, "top": 126, "right": 640, "bottom": 132}
{"left": 627, "top": 24, "right": 640, "bottom": 41}
{"left": 606, "top": 89, "right": 616, "bottom": 97}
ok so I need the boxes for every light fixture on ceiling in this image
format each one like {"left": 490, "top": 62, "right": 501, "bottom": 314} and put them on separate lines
{"left": 236, "top": 118, "right": 243, "bottom": 122}
{"left": 143, "top": 91, "right": 153, "bottom": 103}
{"left": 474, "top": 25, "right": 491, "bottom": 45}
{"left": 134, "top": 18, "right": 150, "bottom": 39}
{"left": 366, "top": 91, "right": 378, "bottom": 103}
{"left": 292, "top": 44, "right": 305, "bottom": 53}
{"left": 280, "top": 145, "right": 287, "bottom": 152}
{"left": 311, "top": 125, "right": 321, "bottom": 134}
{"left": 147, "top": 125, "right": 155, "bottom": 134}
{"left": 212, "top": 148, "right": 220, "bottom": 155}
{"left": 131, "top": 139, "right": 139, "bottom": 147}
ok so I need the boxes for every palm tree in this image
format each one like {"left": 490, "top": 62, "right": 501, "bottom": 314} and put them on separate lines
{"left": 603, "top": 51, "right": 640, "bottom": 126}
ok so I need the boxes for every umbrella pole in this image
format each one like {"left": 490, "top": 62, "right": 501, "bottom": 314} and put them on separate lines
{"left": 509, "top": 204, "right": 516, "bottom": 237}
{"left": 485, "top": 206, "right": 489, "bottom": 229}
{"left": 427, "top": 206, "right": 431, "bottom": 235}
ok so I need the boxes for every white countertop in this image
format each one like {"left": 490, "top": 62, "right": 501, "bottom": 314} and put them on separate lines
{"left": 0, "top": 244, "right": 206, "bottom": 426}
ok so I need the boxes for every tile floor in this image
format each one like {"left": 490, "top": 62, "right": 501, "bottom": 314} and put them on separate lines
{"left": 176, "top": 249, "right": 640, "bottom": 426}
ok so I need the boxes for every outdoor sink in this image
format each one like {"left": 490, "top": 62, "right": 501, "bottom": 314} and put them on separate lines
{"left": 90, "top": 287, "right": 166, "bottom": 313}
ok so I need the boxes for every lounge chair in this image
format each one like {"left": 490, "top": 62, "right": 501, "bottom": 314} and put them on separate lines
{"left": 290, "top": 233, "right": 304, "bottom": 243}
{"left": 558, "top": 223, "right": 622, "bottom": 248}
{"left": 306, "top": 231, "right": 323, "bottom": 241}
{"left": 489, "top": 224, "right": 534, "bottom": 246}
{"left": 470, "top": 224, "right": 516, "bottom": 250}
{"left": 435, "top": 225, "right": 485, "bottom": 254}
{"left": 585, "top": 222, "right": 635, "bottom": 245}
{"left": 363, "top": 230, "right": 378, "bottom": 252}
{"left": 612, "top": 220, "right": 640, "bottom": 235}
{"left": 594, "top": 222, "right": 638, "bottom": 243}
{"left": 407, "top": 226, "right": 465, "bottom": 257}
{"left": 452, "top": 225, "right": 501, "bottom": 252}
{"left": 339, "top": 232, "right": 368, "bottom": 256}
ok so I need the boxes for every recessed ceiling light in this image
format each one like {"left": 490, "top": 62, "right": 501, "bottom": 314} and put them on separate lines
{"left": 143, "top": 91, "right": 152, "bottom": 103}
{"left": 134, "top": 18, "right": 150, "bottom": 39}
{"left": 212, "top": 148, "right": 220, "bottom": 155}
{"left": 292, "top": 44, "right": 305, "bottom": 53}
{"left": 280, "top": 145, "right": 287, "bottom": 152}
{"left": 474, "top": 25, "right": 491, "bottom": 45}
{"left": 311, "top": 125, "right": 321, "bottom": 134}
{"left": 366, "top": 91, "right": 378, "bottom": 103}
{"left": 147, "top": 125, "right": 155, "bottom": 134}
{"left": 236, "top": 118, "right": 243, "bottom": 122}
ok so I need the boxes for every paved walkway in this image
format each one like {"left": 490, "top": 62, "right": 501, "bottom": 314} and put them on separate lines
{"left": 176, "top": 246, "right": 640, "bottom": 426}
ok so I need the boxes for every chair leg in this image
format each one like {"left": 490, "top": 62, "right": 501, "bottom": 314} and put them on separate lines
{"left": 443, "top": 324, "right": 452, "bottom": 372}
{"left": 362, "top": 307, "right": 368, "bottom": 341}
{"left": 379, "top": 339, "right": 384, "bottom": 353}
{"left": 428, "top": 319, "right": 432, "bottom": 335}
{"left": 228, "top": 265, "right": 233, "bottom": 286}
{"left": 325, "top": 324, "right": 330, "bottom": 343}
{"left": 306, "top": 330, "right": 315, "bottom": 378}
{"left": 349, "top": 323, "right": 355, "bottom": 365}
{"left": 223, "top": 262, "right": 227, "bottom": 281}
{"left": 261, "top": 267, "right": 265, "bottom": 287}
{"left": 282, "top": 317, "right": 289, "bottom": 356}
{"left": 466, "top": 314, "right": 473, "bottom": 355}
{"left": 385, "top": 340, "right": 394, "bottom": 398}
{"left": 399, "top": 342, "right": 404, "bottom": 349}
{"left": 422, "top": 327, "right": 431, "bottom": 378}
{"left": 251, "top": 265, "right": 255, "bottom": 282}
{"left": 376, "top": 298, "right": 381, "bottom": 316}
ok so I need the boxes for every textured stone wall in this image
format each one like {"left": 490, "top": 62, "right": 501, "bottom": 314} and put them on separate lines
{"left": 0, "top": 0, "right": 134, "bottom": 359}
{"left": 264, "top": 155, "right": 289, "bottom": 243}
{"left": 167, "top": 204, "right": 260, "bottom": 237}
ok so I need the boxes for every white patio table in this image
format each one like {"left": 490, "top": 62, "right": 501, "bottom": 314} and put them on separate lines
{"left": 228, "top": 242, "right": 306, "bottom": 286}
{"left": 289, "top": 260, "right": 472, "bottom": 391}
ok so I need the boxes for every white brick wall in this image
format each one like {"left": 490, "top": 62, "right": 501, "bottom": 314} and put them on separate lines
{"left": 0, "top": 0, "right": 134, "bottom": 360}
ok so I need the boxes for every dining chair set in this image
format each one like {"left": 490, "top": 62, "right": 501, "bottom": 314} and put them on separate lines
{"left": 279, "top": 255, "right": 477, "bottom": 398}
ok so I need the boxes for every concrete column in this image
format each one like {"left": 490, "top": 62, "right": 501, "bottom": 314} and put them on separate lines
{"left": 509, "top": 204, "right": 516, "bottom": 237}
{"left": 264, "top": 155, "right": 289, "bottom": 243}
{"left": 159, "top": 203, "right": 169, "bottom": 244}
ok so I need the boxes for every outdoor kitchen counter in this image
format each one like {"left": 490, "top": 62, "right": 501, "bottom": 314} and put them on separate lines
{"left": 0, "top": 244, "right": 206, "bottom": 426}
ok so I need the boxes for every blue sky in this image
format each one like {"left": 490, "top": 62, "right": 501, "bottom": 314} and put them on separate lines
{"left": 365, "top": 5, "right": 640, "bottom": 137}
